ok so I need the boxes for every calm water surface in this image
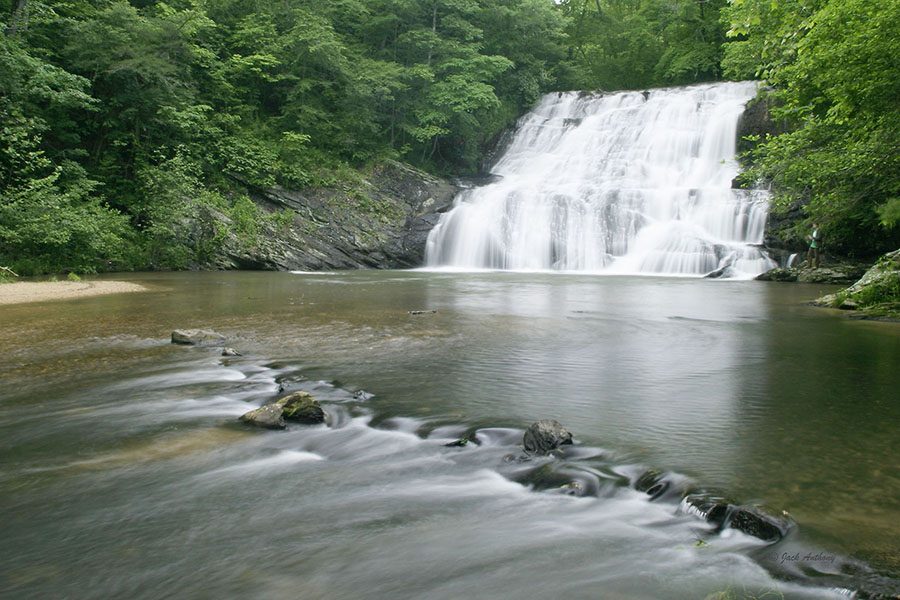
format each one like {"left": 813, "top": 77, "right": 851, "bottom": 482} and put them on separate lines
{"left": 1, "top": 271, "right": 898, "bottom": 599}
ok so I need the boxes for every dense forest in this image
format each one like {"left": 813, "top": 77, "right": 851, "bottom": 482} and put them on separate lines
{"left": 1, "top": 0, "right": 897, "bottom": 274}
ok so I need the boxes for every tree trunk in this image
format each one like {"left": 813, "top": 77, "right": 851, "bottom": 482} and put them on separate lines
{"left": 4, "top": 0, "right": 29, "bottom": 37}
{"left": 427, "top": 1, "right": 437, "bottom": 66}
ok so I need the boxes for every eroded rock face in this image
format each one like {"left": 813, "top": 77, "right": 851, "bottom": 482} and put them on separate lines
{"left": 171, "top": 329, "right": 226, "bottom": 346}
{"left": 523, "top": 420, "right": 573, "bottom": 455}
{"left": 193, "top": 161, "right": 459, "bottom": 271}
{"left": 277, "top": 391, "right": 326, "bottom": 424}
{"left": 238, "top": 404, "right": 286, "bottom": 430}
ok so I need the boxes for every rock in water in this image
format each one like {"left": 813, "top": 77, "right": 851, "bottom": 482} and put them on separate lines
{"left": 726, "top": 505, "right": 794, "bottom": 542}
{"left": 221, "top": 347, "right": 241, "bottom": 356}
{"left": 171, "top": 329, "right": 226, "bottom": 346}
{"left": 755, "top": 267, "right": 798, "bottom": 282}
{"left": 277, "top": 392, "right": 326, "bottom": 424}
{"left": 523, "top": 420, "right": 573, "bottom": 455}
{"left": 239, "top": 404, "right": 286, "bottom": 430}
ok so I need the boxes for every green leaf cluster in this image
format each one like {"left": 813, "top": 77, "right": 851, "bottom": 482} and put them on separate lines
{"left": 722, "top": 0, "right": 900, "bottom": 257}
{"left": 556, "top": 0, "right": 728, "bottom": 90}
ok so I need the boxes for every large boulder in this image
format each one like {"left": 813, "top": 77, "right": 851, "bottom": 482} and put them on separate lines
{"left": 523, "top": 420, "right": 573, "bottom": 455}
{"left": 277, "top": 391, "right": 326, "bottom": 424}
{"left": 238, "top": 404, "right": 286, "bottom": 430}
{"left": 813, "top": 249, "right": 900, "bottom": 317}
{"left": 171, "top": 329, "right": 226, "bottom": 346}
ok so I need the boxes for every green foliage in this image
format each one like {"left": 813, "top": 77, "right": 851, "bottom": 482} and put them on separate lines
{"left": 723, "top": 0, "right": 900, "bottom": 257}
{"left": 852, "top": 272, "right": 900, "bottom": 308}
{"left": 2, "top": 0, "right": 894, "bottom": 273}
{"left": 556, "top": 0, "right": 727, "bottom": 91}
{"left": 1, "top": 0, "right": 577, "bottom": 273}
{"left": 269, "top": 209, "right": 295, "bottom": 234}
{"left": 67, "top": 271, "right": 81, "bottom": 281}
{"left": 0, "top": 266, "right": 18, "bottom": 283}
{"left": 876, "top": 199, "right": 900, "bottom": 229}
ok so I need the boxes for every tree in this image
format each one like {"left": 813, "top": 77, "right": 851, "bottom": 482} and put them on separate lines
{"left": 723, "top": 0, "right": 900, "bottom": 256}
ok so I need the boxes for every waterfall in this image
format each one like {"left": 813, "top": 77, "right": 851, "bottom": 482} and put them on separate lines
{"left": 425, "top": 81, "right": 776, "bottom": 278}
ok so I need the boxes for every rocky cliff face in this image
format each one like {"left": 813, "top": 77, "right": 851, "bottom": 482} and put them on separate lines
{"left": 196, "top": 161, "right": 458, "bottom": 271}
{"left": 734, "top": 91, "right": 806, "bottom": 259}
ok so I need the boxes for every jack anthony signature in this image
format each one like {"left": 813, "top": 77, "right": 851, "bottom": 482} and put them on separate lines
{"left": 776, "top": 551, "right": 836, "bottom": 565}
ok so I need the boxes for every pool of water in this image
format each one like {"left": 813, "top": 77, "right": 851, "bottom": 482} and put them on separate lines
{"left": 1, "top": 271, "right": 897, "bottom": 599}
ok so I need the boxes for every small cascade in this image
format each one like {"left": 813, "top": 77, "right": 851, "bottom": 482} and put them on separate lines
{"left": 425, "top": 81, "right": 776, "bottom": 278}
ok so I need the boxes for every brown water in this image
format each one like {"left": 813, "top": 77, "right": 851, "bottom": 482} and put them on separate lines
{"left": 1, "top": 271, "right": 898, "bottom": 599}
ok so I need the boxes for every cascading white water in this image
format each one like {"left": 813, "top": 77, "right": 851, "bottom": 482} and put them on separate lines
{"left": 425, "top": 81, "right": 776, "bottom": 278}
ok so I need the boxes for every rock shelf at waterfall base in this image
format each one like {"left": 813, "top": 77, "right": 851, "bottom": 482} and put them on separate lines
{"left": 0, "top": 280, "right": 148, "bottom": 305}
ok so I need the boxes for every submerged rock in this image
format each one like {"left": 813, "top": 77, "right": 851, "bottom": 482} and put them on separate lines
{"left": 171, "top": 329, "right": 226, "bottom": 346}
{"left": 681, "top": 492, "right": 731, "bottom": 525}
{"left": 277, "top": 391, "right": 326, "bottom": 424}
{"left": 634, "top": 469, "right": 693, "bottom": 502}
{"left": 222, "top": 347, "right": 241, "bottom": 356}
{"left": 238, "top": 404, "right": 286, "bottom": 430}
{"left": 444, "top": 437, "right": 471, "bottom": 448}
{"left": 634, "top": 469, "right": 671, "bottom": 500}
{"left": 704, "top": 265, "right": 737, "bottom": 279}
{"left": 523, "top": 420, "right": 573, "bottom": 455}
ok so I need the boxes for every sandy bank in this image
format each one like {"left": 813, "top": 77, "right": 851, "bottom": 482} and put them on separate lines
{"left": 0, "top": 280, "right": 148, "bottom": 305}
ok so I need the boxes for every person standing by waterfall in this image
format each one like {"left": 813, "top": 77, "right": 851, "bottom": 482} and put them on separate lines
{"left": 805, "top": 223, "right": 821, "bottom": 269}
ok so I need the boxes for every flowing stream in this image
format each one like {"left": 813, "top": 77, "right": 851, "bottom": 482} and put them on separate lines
{"left": 1, "top": 272, "right": 898, "bottom": 599}
{"left": 426, "top": 81, "right": 775, "bottom": 278}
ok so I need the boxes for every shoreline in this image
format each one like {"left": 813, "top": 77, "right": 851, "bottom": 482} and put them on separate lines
{"left": 0, "top": 280, "right": 149, "bottom": 305}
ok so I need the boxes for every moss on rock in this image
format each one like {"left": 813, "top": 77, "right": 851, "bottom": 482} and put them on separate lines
{"left": 813, "top": 249, "right": 900, "bottom": 319}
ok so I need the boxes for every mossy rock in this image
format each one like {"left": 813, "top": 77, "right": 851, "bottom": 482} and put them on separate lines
{"left": 171, "top": 329, "right": 226, "bottom": 346}
{"left": 239, "top": 404, "right": 286, "bottom": 430}
{"left": 277, "top": 391, "right": 326, "bottom": 424}
{"left": 522, "top": 419, "right": 573, "bottom": 455}
{"left": 813, "top": 249, "right": 900, "bottom": 319}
